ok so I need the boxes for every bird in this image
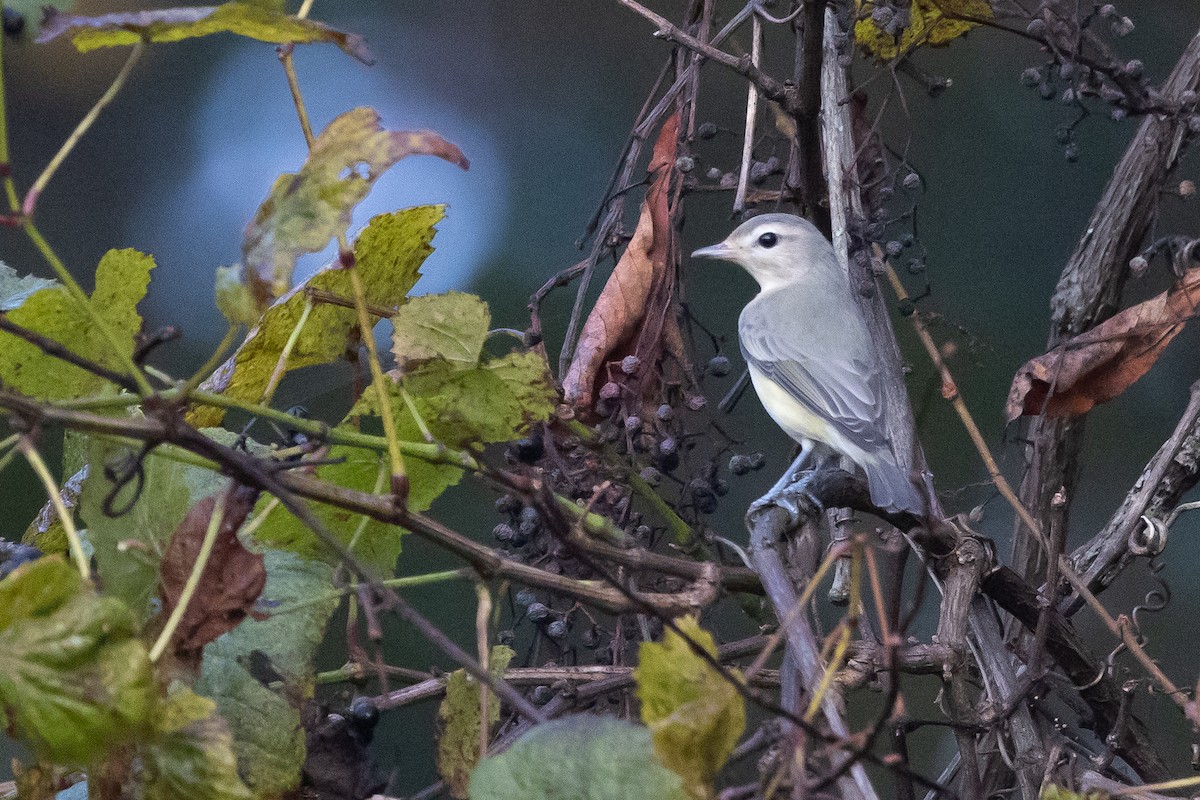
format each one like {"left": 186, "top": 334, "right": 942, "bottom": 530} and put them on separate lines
{"left": 691, "top": 213, "right": 926, "bottom": 517}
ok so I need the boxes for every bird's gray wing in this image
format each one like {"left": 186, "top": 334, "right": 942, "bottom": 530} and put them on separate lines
{"left": 739, "top": 308, "right": 889, "bottom": 451}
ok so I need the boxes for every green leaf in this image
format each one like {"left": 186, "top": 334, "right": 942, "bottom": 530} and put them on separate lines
{"left": 358, "top": 351, "right": 557, "bottom": 450}
{"left": 634, "top": 617, "right": 745, "bottom": 799}
{"left": 391, "top": 292, "right": 491, "bottom": 371}
{"left": 854, "top": 0, "right": 990, "bottom": 60}
{"left": 263, "top": 340, "right": 554, "bottom": 567}
{"left": 195, "top": 549, "right": 338, "bottom": 799}
{"left": 241, "top": 109, "right": 467, "bottom": 310}
{"left": 143, "top": 685, "right": 252, "bottom": 800}
{"left": 0, "top": 249, "right": 154, "bottom": 400}
{"left": 252, "top": 444, "right": 402, "bottom": 571}
{"left": 469, "top": 716, "right": 688, "bottom": 800}
{"left": 0, "top": 557, "right": 155, "bottom": 765}
{"left": 192, "top": 206, "right": 445, "bottom": 428}
{"left": 437, "top": 646, "right": 515, "bottom": 799}
{"left": 37, "top": 3, "right": 374, "bottom": 64}
{"left": 78, "top": 430, "right": 238, "bottom": 621}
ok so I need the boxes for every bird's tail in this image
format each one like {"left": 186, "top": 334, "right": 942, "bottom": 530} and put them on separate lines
{"left": 862, "top": 455, "right": 926, "bottom": 517}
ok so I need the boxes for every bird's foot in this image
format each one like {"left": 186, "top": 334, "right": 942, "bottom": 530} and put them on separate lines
{"left": 747, "top": 470, "right": 824, "bottom": 528}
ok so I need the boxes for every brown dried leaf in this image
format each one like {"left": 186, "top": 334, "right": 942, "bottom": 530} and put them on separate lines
{"left": 562, "top": 112, "right": 679, "bottom": 408}
{"left": 1006, "top": 267, "right": 1200, "bottom": 421}
{"left": 158, "top": 484, "right": 265, "bottom": 667}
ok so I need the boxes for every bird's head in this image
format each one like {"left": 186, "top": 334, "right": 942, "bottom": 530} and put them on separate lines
{"left": 691, "top": 213, "right": 839, "bottom": 292}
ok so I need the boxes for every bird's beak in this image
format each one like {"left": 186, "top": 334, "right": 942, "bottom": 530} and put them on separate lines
{"left": 691, "top": 241, "right": 733, "bottom": 260}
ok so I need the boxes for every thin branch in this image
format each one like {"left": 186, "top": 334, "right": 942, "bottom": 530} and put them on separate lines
{"left": 23, "top": 41, "right": 145, "bottom": 217}
{"left": 615, "top": 0, "right": 797, "bottom": 113}
{"left": 0, "top": 313, "right": 140, "bottom": 393}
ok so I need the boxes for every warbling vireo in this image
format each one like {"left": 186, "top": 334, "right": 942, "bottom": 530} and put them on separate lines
{"left": 692, "top": 213, "right": 925, "bottom": 516}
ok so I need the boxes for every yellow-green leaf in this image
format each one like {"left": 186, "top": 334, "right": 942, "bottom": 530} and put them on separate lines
{"left": 37, "top": 3, "right": 374, "bottom": 64}
{"left": 250, "top": 438, "right": 454, "bottom": 571}
{"left": 0, "top": 249, "right": 153, "bottom": 400}
{"left": 142, "top": 685, "right": 252, "bottom": 800}
{"left": 193, "top": 206, "right": 444, "bottom": 428}
{"left": 854, "top": 0, "right": 990, "bottom": 60}
{"left": 391, "top": 292, "right": 491, "bottom": 372}
{"left": 0, "top": 557, "right": 155, "bottom": 765}
{"left": 241, "top": 108, "right": 467, "bottom": 309}
{"left": 634, "top": 617, "right": 745, "bottom": 800}
{"left": 437, "top": 646, "right": 515, "bottom": 799}
{"left": 214, "top": 264, "right": 259, "bottom": 327}
{"left": 1039, "top": 786, "right": 1108, "bottom": 800}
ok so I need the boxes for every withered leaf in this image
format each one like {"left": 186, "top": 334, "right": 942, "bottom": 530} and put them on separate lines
{"left": 38, "top": 4, "right": 374, "bottom": 65}
{"left": 241, "top": 108, "right": 468, "bottom": 310}
{"left": 158, "top": 484, "right": 265, "bottom": 667}
{"left": 562, "top": 112, "right": 679, "bottom": 408}
{"left": 1006, "top": 267, "right": 1200, "bottom": 421}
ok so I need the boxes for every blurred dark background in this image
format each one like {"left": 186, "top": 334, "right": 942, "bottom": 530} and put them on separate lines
{"left": 2, "top": 1, "right": 1199, "bottom": 793}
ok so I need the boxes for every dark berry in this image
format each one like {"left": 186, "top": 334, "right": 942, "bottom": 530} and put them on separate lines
{"left": 515, "top": 520, "right": 537, "bottom": 545}
{"left": 621, "top": 355, "right": 641, "bottom": 374}
{"left": 707, "top": 355, "right": 731, "bottom": 377}
{"left": 600, "top": 381, "right": 621, "bottom": 400}
{"left": 546, "top": 619, "right": 568, "bottom": 639}
{"left": 747, "top": 451, "right": 767, "bottom": 470}
{"left": 492, "top": 523, "right": 515, "bottom": 542}
{"left": 655, "top": 403, "right": 673, "bottom": 422}
{"left": 527, "top": 602, "right": 552, "bottom": 623}
{"left": 582, "top": 626, "right": 601, "bottom": 648}
{"left": 729, "top": 454, "right": 752, "bottom": 475}
{"left": 514, "top": 433, "right": 544, "bottom": 463}
{"left": 686, "top": 395, "right": 707, "bottom": 412}
{"left": 516, "top": 589, "right": 538, "bottom": 607}
{"left": 2, "top": 8, "right": 24, "bottom": 37}
{"left": 348, "top": 697, "right": 380, "bottom": 731}
{"left": 698, "top": 121, "right": 718, "bottom": 139}
{"left": 639, "top": 466, "right": 662, "bottom": 487}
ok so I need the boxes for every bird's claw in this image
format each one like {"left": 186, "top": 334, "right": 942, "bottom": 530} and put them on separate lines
{"left": 746, "top": 470, "right": 824, "bottom": 528}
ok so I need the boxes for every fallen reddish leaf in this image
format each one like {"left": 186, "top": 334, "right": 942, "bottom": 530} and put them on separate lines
{"left": 158, "top": 484, "right": 265, "bottom": 667}
{"left": 1006, "top": 266, "right": 1200, "bottom": 421}
{"left": 562, "top": 112, "right": 680, "bottom": 408}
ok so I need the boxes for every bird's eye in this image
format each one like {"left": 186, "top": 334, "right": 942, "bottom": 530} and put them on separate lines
{"left": 757, "top": 232, "right": 778, "bottom": 248}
